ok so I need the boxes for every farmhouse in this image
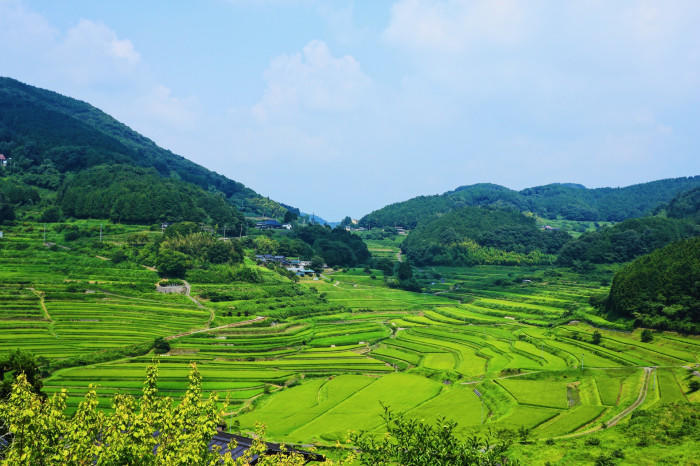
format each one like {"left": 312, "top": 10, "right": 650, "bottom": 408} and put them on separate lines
{"left": 286, "top": 266, "right": 315, "bottom": 276}
{"left": 0, "top": 154, "right": 6, "bottom": 166}
{"left": 256, "top": 219, "right": 283, "bottom": 230}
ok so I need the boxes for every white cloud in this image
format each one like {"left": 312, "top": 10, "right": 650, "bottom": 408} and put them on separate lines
{"left": 252, "top": 40, "right": 371, "bottom": 120}
{"left": 137, "top": 85, "right": 200, "bottom": 130}
{"left": 384, "top": 0, "right": 528, "bottom": 53}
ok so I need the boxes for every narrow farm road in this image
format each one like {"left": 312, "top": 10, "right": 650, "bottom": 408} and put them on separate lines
{"left": 166, "top": 316, "right": 266, "bottom": 341}
{"left": 29, "top": 287, "right": 56, "bottom": 336}
{"left": 181, "top": 279, "right": 205, "bottom": 309}
{"left": 552, "top": 366, "right": 654, "bottom": 440}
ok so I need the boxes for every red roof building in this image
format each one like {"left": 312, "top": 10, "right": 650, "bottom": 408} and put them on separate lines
{"left": 0, "top": 154, "right": 6, "bottom": 161}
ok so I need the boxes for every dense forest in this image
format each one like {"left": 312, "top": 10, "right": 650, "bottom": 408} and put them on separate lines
{"left": 664, "top": 186, "right": 700, "bottom": 222}
{"left": 606, "top": 237, "right": 700, "bottom": 333}
{"left": 57, "top": 165, "right": 245, "bottom": 229}
{"left": 0, "top": 77, "right": 289, "bottom": 217}
{"left": 557, "top": 216, "right": 698, "bottom": 265}
{"left": 360, "top": 178, "right": 700, "bottom": 228}
{"left": 401, "top": 206, "right": 571, "bottom": 266}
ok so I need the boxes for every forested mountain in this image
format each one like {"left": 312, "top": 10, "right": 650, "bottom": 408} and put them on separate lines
{"left": 58, "top": 165, "right": 245, "bottom": 228}
{"left": 360, "top": 178, "right": 700, "bottom": 228}
{"left": 401, "top": 206, "right": 571, "bottom": 266}
{"left": 0, "top": 77, "right": 288, "bottom": 217}
{"left": 557, "top": 216, "right": 698, "bottom": 266}
{"left": 606, "top": 237, "right": 700, "bottom": 333}
{"left": 665, "top": 186, "right": 700, "bottom": 222}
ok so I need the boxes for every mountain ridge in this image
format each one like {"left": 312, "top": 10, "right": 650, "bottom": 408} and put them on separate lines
{"left": 360, "top": 176, "right": 700, "bottom": 228}
{"left": 0, "top": 76, "right": 289, "bottom": 218}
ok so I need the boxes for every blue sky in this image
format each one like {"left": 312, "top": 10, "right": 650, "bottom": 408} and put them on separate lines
{"left": 1, "top": 0, "right": 699, "bottom": 220}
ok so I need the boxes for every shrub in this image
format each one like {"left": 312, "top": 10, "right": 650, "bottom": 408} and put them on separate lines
{"left": 641, "top": 329, "right": 653, "bottom": 343}
{"left": 153, "top": 337, "right": 170, "bottom": 354}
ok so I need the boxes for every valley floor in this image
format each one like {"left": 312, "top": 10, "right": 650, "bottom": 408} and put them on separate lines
{"left": 1, "top": 221, "right": 698, "bottom": 464}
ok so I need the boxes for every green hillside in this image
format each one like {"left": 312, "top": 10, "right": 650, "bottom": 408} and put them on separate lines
{"left": 557, "top": 216, "right": 698, "bottom": 266}
{"left": 401, "top": 206, "right": 571, "bottom": 266}
{"left": 360, "top": 178, "right": 700, "bottom": 228}
{"left": 0, "top": 77, "right": 288, "bottom": 217}
{"left": 607, "top": 237, "right": 700, "bottom": 333}
{"left": 665, "top": 186, "right": 700, "bottom": 222}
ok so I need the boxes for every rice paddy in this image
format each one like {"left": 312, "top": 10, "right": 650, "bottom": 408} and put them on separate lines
{"left": 0, "top": 222, "right": 697, "bottom": 450}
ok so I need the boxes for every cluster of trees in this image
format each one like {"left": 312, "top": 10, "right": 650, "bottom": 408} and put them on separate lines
{"left": 0, "top": 178, "right": 40, "bottom": 223}
{"left": 155, "top": 223, "right": 244, "bottom": 277}
{"left": 557, "top": 217, "right": 698, "bottom": 265}
{"left": 246, "top": 225, "right": 370, "bottom": 269}
{"left": 57, "top": 165, "right": 246, "bottom": 228}
{"left": 401, "top": 206, "right": 569, "bottom": 266}
{"left": 0, "top": 76, "right": 290, "bottom": 217}
{"left": 359, "top": 178, "right": 700, "bottom": 228}
{"left": 606, "top": 237, "right": 699, "bottom": 333}
{"left": 295, "top": 225, "right": 370, "bottom": 267}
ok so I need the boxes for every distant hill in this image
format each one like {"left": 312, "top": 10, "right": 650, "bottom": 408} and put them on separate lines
{"left": 360, "top": 178, "right": 700, "bottom": 228}
{"left": 606, "top": 237, "right": 699, "bottom": 333}
{"left": 0, "top": 77, "right": 288, "bottom": 218}
{"left": 557, "top": 216, "right": 698, "bottom": 266}
{"left": 665, "top": 186, "right": 700, "bottom": 222}
{"left": 401, "top": 206, "right": 571, "bottom": 266}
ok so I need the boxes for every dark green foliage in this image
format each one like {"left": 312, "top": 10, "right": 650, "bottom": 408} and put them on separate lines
{"left": 640, "top": 329, "right": 653, "bottom": 343}
{"left": 39, "top": 206, "right": 63, "bottom": 223}
{"left": 0, "top": 349, "right": 44, "bottom": 399}
{"left": 558, "top": 216, "right": 698, "bottom": 265}
{"left": 626, "top": 403, "right": 699, "bottom": 446}
{"left": 58, "top": 165, "right": 246, "bottom": 228}
{"left": 351, "top": 406, "right": 515, "bottom": 465}
{"left": 592, "top": 330, "right": 602, "bottom": 345}
{"left": 164, "top": 221, "right": 200, "bottom": 238}
{"left": 153, "top": 337, "right": 171, "bottom": 355}
{"left": 156, "top": 249, "right": 189, "bottom": 278}
{"left": 0, "top": 199, "right": 13, "bottom": 224}
{"left": 0, "top": 179, "right": 40, "bottom": 208}
{"left": 689, "top": 380, "right": 699, "bottom": 392}
{"left": 0, "top": 77, "right": 289, "bottom": 216}
{"left": 607, "top": 237, "right": 700, "bottom": 333}
{"left": 295, "top": 225, "right": 370, "bottom": 267}
{"left": 397, "top": 261, "right": 413, "bottom": 280}
{"left": 665, "top": 186, "right": 700, "bottom": 221}
{"left": 310, "top": 255, "right": 325, "bottom": 271}
{"left": 402, "top": 206, "right": 570, "bottom": 266}
{"left": 282, "top": 209, "right": 298, "bottom": 223}
{"left": 360, "top": 178, "right": 700, "bottom": 228}
{"left": 373, "top": 257, "right": 394, "bottom": 276}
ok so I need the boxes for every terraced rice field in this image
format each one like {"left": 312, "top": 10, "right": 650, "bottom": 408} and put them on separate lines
{"left": 0, "top": 224, "right": 697, "bottom": 446}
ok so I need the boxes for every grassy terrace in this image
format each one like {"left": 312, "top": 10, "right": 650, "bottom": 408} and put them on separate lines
{"left": 0, "top": 222, "right": 697, "bottom": 451}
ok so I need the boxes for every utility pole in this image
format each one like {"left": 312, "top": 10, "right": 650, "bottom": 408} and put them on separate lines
{"left": 239, "top": 223, "right": 243, "bottom": 238}
{"left": 223, "top": 225, "right": 227, "bottom": 240}
{"left": 99, "top": 224, "right": 103, "bottom": 243}
{"left": 581, "top": 353, "right": 584, "bottom": 370}
{"left": 43, "top": 224, "right": 46, "bottom": 243}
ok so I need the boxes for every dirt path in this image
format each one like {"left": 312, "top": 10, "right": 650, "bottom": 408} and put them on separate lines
{"left": 166, "top": 316, "right": 266, "bottom": 341}
{"left": 396, "top": 250, "right": 402, "bottom": 262}
{"left": 181, "top": 280, "right": 205, "bottom": 309}
{"left": 29, "top": 288, "right": 56, "bottom": 336}
{"left": 553, "top": 367, "right": 654, "bottom": 440}
{"left": 141, "top": 264, "right": 157, "bottom": 272}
